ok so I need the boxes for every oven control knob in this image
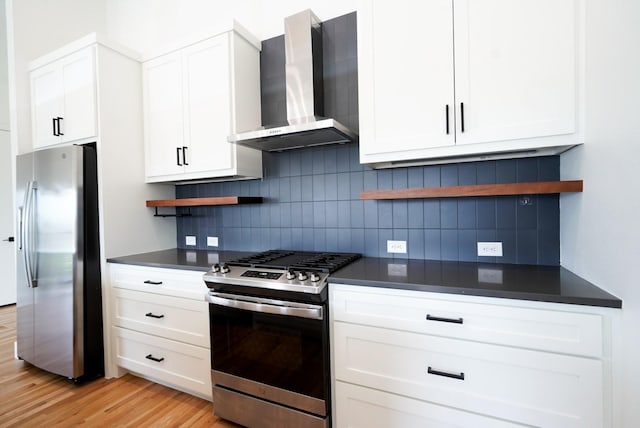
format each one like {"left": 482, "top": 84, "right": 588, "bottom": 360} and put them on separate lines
{"left": 297, "top": 271, "right": 308, "bottom": 281}
{"left": 310, "top": 272, "right": 321, "bottom": 283}
{"left": 220, "top": 264, "right": 230, "bottom": 274}
{"left": 211, "top": 263, "right": 220, "bottom": 273}
{"left": 286, "top": 268, "right": 296, "bottom": 280}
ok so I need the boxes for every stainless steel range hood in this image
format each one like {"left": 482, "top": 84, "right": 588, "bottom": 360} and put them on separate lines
{"left": 228, "top": 9, "right": 357, "bottom": 151}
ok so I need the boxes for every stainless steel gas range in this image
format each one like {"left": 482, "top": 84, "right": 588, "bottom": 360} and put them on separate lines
{"left": 203, "top": 250, "right": 361, "bottom": 428}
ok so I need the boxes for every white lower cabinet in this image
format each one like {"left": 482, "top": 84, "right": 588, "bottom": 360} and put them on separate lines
{"left": 331, "top": 284, "right": 612, "bottom": 428}
{"left": 108, "top": 263, "right": 211, "bottom": 399}
{"left": 336, "top": 382, "right": 527, "bottom": 428}
{"left": 113, "top": 326, "right": 210, "bottom": 398}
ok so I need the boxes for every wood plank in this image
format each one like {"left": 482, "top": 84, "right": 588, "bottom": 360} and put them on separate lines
{"left": 360, "top": 180, "right": 583, "bottom": 200}
{"left": 146, "top": 196, "right": 263, "bottom": 207}
{"left": 0, "top": 304, "right": 240, "bottom": 428}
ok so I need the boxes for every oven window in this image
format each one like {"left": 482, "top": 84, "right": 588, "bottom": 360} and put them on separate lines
{"left": 210, "top": 303, "right": 327, "bottom": 400}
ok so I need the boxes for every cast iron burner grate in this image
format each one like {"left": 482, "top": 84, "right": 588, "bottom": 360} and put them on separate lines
{"left": 227, "top": 250, "right": 361, "bottom": 273}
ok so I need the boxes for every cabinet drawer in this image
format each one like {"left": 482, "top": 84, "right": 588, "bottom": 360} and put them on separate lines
{"left": 112, "top": 288, "right": 209, "bottom": 347}
{"left": 331, "top": 285, "right": 603, "bottom": 357}
{"left": 334, "top": 322, "right": 602, "bottom": 428}
{"left": 109, "top": 263, "right": 207, "bottom": 299}
{"left": 335, "top": 381, "right": 526, "bottom": 428}
{"left": 112, "top": 326, "right": 211, "bottom": 399}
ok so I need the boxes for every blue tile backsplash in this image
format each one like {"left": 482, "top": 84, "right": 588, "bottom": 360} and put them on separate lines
{"left": 174, "top": 12, "right": 561, "bottom": 266}
{"left": 176, "top": 151, "right": 561, "bottom": 265}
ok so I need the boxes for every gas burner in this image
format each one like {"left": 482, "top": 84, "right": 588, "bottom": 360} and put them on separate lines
{"left": 203, "top": 250, "right": 361, "bottom": 299}
{"left": 225, "top": 250, "right": 361, "bottom": 273}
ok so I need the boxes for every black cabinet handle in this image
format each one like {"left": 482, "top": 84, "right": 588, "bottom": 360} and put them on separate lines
{"left": 176, "top": 147, "right": 182, "bottom": 166}
{"left": 145, "top": 312, "right": 165, "bottom": 319}
{"left": 445, "top": 105, "right": 450, "bottom": 135}
{"left": 460, "top": 103, "right": 465, "bottom": 133}
{"left": 145, "top": 354, "right": 164, "bottom": 363}
{"left": 143, "top": 280, "right": 163, "bottom": 285}
{"left": 428, "top": 366, "right": 465, "bottom": 380}
{"left": 52, "top": 118, "right": 57, "bottom": 136}
{"left": 182, "top": 146, "right": 188, "bottom": 165}
{"left": 3, "top": 236, "right": 15, "bottom": 242}
{"left": 56, "top": 117, "right": 64, "bottom": 136}
{"left": 426, "top": 314, "right": 463, "bottom": 324}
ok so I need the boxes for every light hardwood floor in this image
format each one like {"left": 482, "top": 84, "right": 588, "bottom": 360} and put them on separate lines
{"left": 0, "top": 304, "right": 240, "bottom": 427}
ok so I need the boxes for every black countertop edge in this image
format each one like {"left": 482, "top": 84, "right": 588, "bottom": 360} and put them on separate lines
{"left": 328, "top": 258, "right": 622, "bottom": 309}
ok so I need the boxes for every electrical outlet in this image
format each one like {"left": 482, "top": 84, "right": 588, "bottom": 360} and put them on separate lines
{"left": 207, "top": 236, "right": 219, "bottom": 247}
{"left": 477, "top": 242, "right": 503, "bottom": 257}
{"left": 387, "top": 240, "right": 407, "bottom": 254}
{"left": 185, "top": 235, "right": 196, "bottom": 246}
{"left": 478, "top": 268, "right": 504, "bottom": 284}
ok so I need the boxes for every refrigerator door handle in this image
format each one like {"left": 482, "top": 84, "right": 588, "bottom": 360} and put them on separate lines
{"left": 23, "top": 181, "right": 37, "bottom": 288}
{"left": 17, "top": 207, "right": 23, "bottom": 250}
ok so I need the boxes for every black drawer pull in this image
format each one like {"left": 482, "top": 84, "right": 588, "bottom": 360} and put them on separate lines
{"left": 145, "top": 312, "right": 165, "bottom": 319}
{"left": 145, "top": 354, "right": 164, "bottom": 363}
{"left": 143, "top": 280, "right": 163, "bottom": 285}
{"left": 428, "top": 366, "right": 465, "bottom": 381}
{"left": 426, "top": 314, "right": 463, "bottom": 324}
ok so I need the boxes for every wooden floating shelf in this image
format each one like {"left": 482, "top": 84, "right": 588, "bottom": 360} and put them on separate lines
{"left": 360, "top": 180, "right": 583, "bottom": 200}
{"left": 146, "top": 196, "right": 263, "bottom": 207}
{"left": 147, "top": 197, "right": 262, "bottom": 216}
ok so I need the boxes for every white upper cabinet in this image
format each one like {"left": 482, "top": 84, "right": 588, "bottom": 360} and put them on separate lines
{"left": 143, "top": 27, "right": 263, "bottom": 183}
{"left": 143, "top": 52, "right": 184, "bottom": 178}
{"left": 358, "top": 0, "right": 582, "bottom": 167}
{"left": 30, "top": 46, "right": 97, "bottom": 149}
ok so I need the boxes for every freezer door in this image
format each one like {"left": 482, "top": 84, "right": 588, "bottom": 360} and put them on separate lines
{"left": 16, "top": 152, "right": 35, "bottom": 365}
{"left": 32, "top": 145, "right": 85, "bottom": 378}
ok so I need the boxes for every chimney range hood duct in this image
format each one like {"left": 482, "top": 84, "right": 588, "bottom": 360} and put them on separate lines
{"left": 228, "top": 9, "right": 357, "bottom": 151}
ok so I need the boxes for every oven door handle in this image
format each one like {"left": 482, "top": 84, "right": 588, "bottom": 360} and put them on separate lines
{"left": 206, "top": 293, "right": 324, "bottom": 320}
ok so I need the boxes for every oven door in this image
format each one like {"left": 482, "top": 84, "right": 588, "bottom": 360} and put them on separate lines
{"left": 206, "top": 292, "right": 329, "bottom": 418}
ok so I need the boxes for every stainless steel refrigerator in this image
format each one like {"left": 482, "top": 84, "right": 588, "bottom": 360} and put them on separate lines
{"left": 15, "top": 144, "right": 103, "bottom": 381}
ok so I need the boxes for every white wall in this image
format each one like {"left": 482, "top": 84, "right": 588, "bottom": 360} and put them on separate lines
{"left": 104, "top": 0, "right": 356, "bottom": 55}
{"left": 560, "top": 0, "right": 640, "bottom": 426}
{"left": 0, "top": 0, "right": 9, "bottom": 130}
{"left": 5, "top": 0, "right": 107, "bottom": 155}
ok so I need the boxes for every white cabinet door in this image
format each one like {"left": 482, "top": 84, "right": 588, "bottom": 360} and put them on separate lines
{"left": 334, "top": 322, "right": 603, "bottom": 428}
{"left": 143, "top": 51, "right": 185, "bottom": 179}
{"left": 59, "top": 47, "right": 97, "bottom": 143}
{"left": 331, "top": 286, "right": 604, "bottom": 357}
{"left": 30, "top": 46, "right": 97, "bottom": 150}
{"left": 31, "top": 63, "right": 63, "bottom": 149}
{"left": 358, "top": 0, "right": 455, "bottom": 158}
{"left": 112, "top": 288, "right": 210, "bottom": 347}
{"left": 454, "top": 0, "right": 576, "bottom": 145}
{"left": 113, "top": 326, "right": 212, "bottom": 399}
{"left": 182, "top": 34, "right": 234, "bottom": 174}
{"left": 358, "top": 0, "right": 580, "bottom": 166}
{"left": 335, "top": 382, "right": 527, "bottom": 428}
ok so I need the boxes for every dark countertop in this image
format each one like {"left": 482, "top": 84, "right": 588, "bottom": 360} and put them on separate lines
{"left": 329, "top": 258, "right": 622, "bottom": 308}
{"left": 107, "top": 249, "right": 622, "bottom": 308}
{"left": 107, "top": 248, "right": 254, "bottom": 272}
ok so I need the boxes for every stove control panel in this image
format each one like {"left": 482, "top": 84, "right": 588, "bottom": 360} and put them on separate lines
{"left": 203, "top": 266, "right": 330, "bottom": 294}
{"left": 241, "top": 270, "right": 283, "bottom": 280}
